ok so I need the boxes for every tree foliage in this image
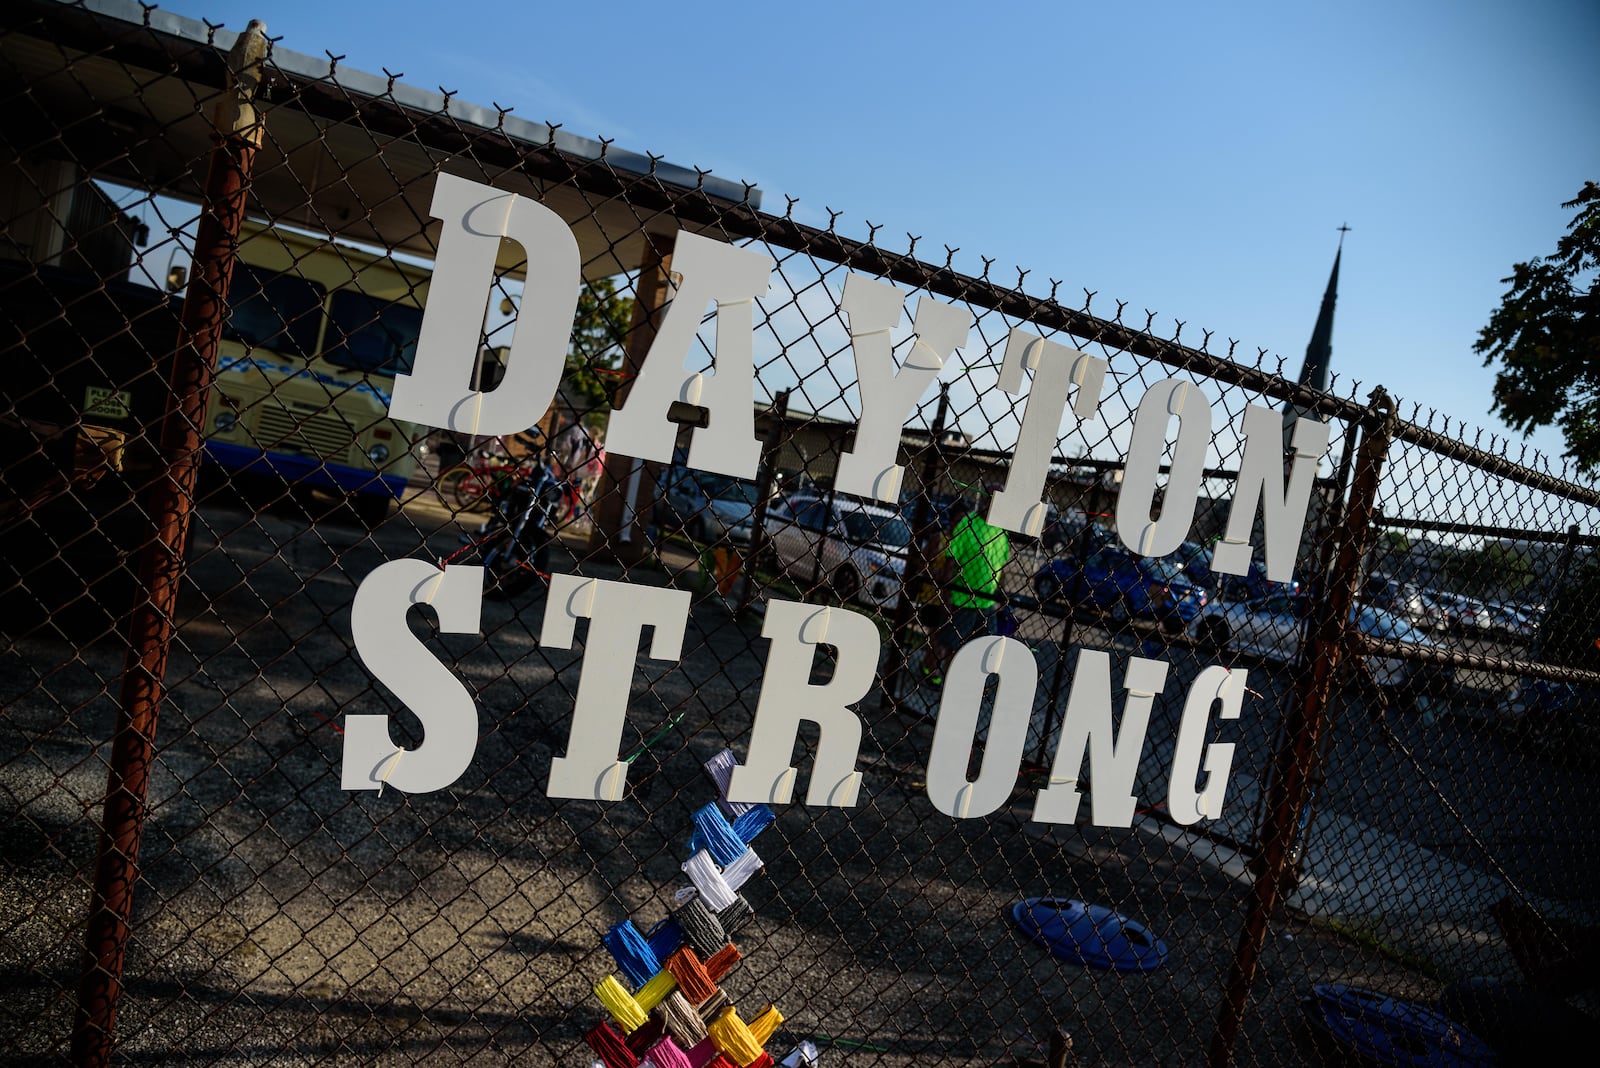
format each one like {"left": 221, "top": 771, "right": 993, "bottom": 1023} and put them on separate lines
{"left": 1475, "top": 181, "right": 1600, "bottom": 473}
{"left": 563, "top": 276, "right": 634, "bottom": 424}
{"left": 1540, "top": 555, "right": 1600, "bottom": 672}
{"left": 1442, "top": 542, "right": 1535, "bottom": 599}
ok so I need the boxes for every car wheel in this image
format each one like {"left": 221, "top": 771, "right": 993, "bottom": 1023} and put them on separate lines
{"left": 1199, "top": 617, "right": 1231, "bottom": 650}
{"left": 1034, "top": 573, "right": 1062, "bottom": 604}
{"left": 832, "top": 565, "right": 861, "bottom": 605}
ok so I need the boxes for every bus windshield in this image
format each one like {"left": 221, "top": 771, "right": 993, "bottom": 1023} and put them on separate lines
{"left": 322, "top": 290, "right": 424, "bottom": 377}
{"left": 224, "top": 265, "right": 325, "bottom": 358}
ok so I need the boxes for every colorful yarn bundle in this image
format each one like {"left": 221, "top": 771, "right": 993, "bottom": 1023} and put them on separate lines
{"left": 585, "top": 749, "right": 802, "bottom": 1068}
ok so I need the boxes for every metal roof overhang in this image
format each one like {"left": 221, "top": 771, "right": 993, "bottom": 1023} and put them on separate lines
{"left": 1, "top": 0, "right": 763, "bottom": 281}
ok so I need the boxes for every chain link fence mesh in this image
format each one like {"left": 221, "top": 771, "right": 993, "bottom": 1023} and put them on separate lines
{"left": 2, "top": 2, "right": 1596, "bottom": 1065}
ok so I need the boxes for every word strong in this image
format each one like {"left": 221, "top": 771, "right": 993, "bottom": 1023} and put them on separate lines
{"left": 344, "top": 573, "right": 1246, "bottom": 830}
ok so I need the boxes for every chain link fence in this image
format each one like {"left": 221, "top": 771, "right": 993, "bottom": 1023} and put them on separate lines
{"left": 3, "top": 2, "right": 1597, "bottom": 1065}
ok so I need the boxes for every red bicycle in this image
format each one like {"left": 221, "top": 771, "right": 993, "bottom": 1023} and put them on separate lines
{"left": 438, "top": 438, "right": 581, "bottom": 521}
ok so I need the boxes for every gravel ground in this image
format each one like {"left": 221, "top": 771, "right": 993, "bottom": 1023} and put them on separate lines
{"left": 1, "top": 493, "right": 1446, "bottom": 1066}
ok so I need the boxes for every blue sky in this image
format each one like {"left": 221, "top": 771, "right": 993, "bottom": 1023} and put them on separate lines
{"left": 195, "top": 0, "right": 1598, "bottom": 474}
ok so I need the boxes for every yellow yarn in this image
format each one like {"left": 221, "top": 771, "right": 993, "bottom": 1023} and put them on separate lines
{"left": 748, "top": 1004, "right": 784, "bottom": 1046}
{"left": 706, "top": 1005, "right": 765, "bottom": 1066}
{"left": 635, "top": 969, "right": 678, "bottom": 1013}
{"left": 593, "top": 974, "right": 648, "bottom": 1032}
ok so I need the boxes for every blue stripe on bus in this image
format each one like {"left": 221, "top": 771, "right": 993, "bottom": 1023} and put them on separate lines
{"left": 204, "top": 440, "right": 406, "bottom": 499}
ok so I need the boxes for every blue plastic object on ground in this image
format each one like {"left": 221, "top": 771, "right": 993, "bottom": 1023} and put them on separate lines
{"left": 1010, "top": 897, "right": 1168, "bottom": 972}
{"left": 1302, "top": 983, "right": 1496, "bottom": 1067}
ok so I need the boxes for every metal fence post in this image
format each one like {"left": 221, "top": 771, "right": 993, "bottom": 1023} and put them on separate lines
{"left": 880, "top": 383, "right": 949, "bottom": 707}
{"left": 70, "top": 22, "right": 268, "bottom": 1067}
{"left": 587, "top": 232, "right": 675, "bottom": 564}
{"left": 1205, "top": 388, "right": 1397, "bottom": 1068}
{"left": 737, "top": 388, "right": 790, "bottom": 619}
{"left": 1530, "top": 522, "right": 1580, "bottom": 663}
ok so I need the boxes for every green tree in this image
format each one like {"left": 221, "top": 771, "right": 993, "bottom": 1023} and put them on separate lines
{"left": 1378, "top": 530, "right": 1411, "bottom": 555}
{"left": 1540, "top": 556, "right": 1600, "bottom": 672}
{"left": 1475, "top": 181, "right": 1600, "bottom": 473}
{"left": 564, "top": 276, "right": 634, "bottom": 425}
{"left": 1445, "top": 542, "right": 1535, "bottom": 599}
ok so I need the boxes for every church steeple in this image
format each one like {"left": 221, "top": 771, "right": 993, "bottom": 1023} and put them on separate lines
{"left": 1283, "top": 228, "right": 1346, "bottom": 445}
{"left": 1297, "top": 226, "right": 1345, "bottom": 392}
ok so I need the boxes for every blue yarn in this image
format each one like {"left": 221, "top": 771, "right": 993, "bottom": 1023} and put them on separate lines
{"left": 602, "top": 920, "right": 661, "bottom": 987}
{"left": 689, "top": 803, "right": 747, "bottom": 866}
{"left": 645, "top": 916, "right": 685, "bottom": 962}
{"left": 731, "top": 805, "right": 775, "bottom": 844}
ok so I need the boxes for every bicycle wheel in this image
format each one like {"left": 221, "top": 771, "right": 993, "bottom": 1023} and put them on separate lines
{"left": 446, "top": 467, "right": 492, "bottom": 511}
{"left": 438, "top": 465, "right": 471, "bottom": 508}
{"left": 482, "top": 530, "right": 551, "bottom": 600}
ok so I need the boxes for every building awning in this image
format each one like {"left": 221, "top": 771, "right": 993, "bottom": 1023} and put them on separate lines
{"left": 2, "top": 0, "right": 762, "bottom": 280}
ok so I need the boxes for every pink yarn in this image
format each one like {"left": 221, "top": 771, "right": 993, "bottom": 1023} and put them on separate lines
{"left": 644, "top": 1036, "right": 692, "bottom": 1068}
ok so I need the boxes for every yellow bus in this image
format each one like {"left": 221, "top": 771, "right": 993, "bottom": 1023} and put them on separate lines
{"left": 203, "top": 222, "right": 426, "bottom": 524}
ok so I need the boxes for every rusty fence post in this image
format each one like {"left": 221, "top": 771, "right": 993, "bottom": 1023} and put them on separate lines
{"left": 1204, "top": 389, "right": 1397, "bottom": 1068}
{"left": 737, "top": 388, "right": 790, "bottom": 619}
{"left": 880, "top": 383, "right": 949, "bottom": 708}
{"left": 587, "top": 232, "right": 675, "bottom": 565}
{"left": 71, "top": 22, "right": 268, "bottom": 1067}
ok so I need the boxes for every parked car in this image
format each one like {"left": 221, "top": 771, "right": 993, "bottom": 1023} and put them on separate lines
{"left": 1196, "top": 590, "right": 1453, "bottom": 711}
{"left": 1041, "top": 508, "right": 1096, "bottom": 553}
{"left": 764, "top": 494, "right": 912, "bottom": 609}
{"left": 898, "top": 488, "right": 965, "bottom": 533}
{"left": 1484, "top": 602, "right": 1537, "bottom": 641}
{"left": 1177, "top": 539, "right": 1282, "bottom": 602}
{"left": 656, "top": 470, "right": 759, "bottom": 544}
{"left": 1503, "top": 678, "right": 1600, "bottom": 758}
{"left": 1033, "top": 544, "right": 1208, "bottom": 633}
{"left": 1364, "top": 579, "right": 1441, "bottom": 632}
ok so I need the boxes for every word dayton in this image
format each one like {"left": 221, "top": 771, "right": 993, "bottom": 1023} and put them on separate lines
{"left": 339, "top": 174, "right": 1330, "bottom": 829}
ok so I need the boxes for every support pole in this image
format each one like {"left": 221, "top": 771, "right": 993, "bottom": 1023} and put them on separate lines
{"left": 880, "top": 384, "right": 949, "bottom": 708}
{"left": 588, "top": 232, "right": 675, "bottom": 564}
{"left": 72, "top": 22, "right": 268, "bottom": 1067}
{"left": 1205, "top": 388, "right": 1396, "bottom": 1068}
{"left": 1530, "top": 523, "right": 1579, "bottom": 663}
{"left": 737, "top": 389, "right": 789, "bottom": 619}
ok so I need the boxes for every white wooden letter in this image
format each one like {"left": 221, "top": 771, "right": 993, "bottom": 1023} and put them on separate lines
{"left": 1167, "top": 665, "right": 1245, "bottom": 825}
{"left": 605, "top": 232, "right": 772, "bottom": 478}
{"left": 1032, "top": 650, "right": 1169, "bottom": 827}
{"left": 925, "top": 636, "right": 1038, "bottom": 818}
{"left": 1116, "top": 378, "right": 1212, "bottom": 557}
{"left": 344, "top": 560, "right": 484, "bottom": 793}
{"left": 727, "top": 600, "right": 879, "bottom": 807}
{"left": 987, "top": 329, "right": 1106, "bottom": 537}
{"left": 1212, "top": 406, "right": 1331, "bottom": 582}
{"left": 833, "top": 274, "right": 971, "bottom": 501}
{"left": 540, "top": 575, "right": 691, "bottom": 801}
{"left": 389, "top": 173, "right": 580, "bottom": 434}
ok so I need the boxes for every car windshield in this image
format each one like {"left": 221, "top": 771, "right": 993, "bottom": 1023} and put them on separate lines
{"left": 843, "top": 511, "right": 911, "bottom": 548}
{"left": 1357, "top": 607, "right": 1428, "bottom": 643}
{"left": 715, "top": 482, "right": 758, "bottom": 506}
{"left": 322, "top": 290, "right": 424, "bottom": 377}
